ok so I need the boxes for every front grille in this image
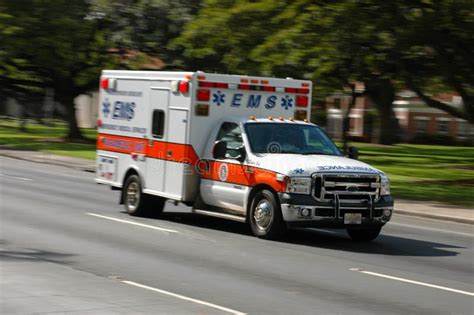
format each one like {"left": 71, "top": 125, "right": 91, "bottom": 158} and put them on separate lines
{"left": 312, "top": 173, "right": 381, "bottom": 202}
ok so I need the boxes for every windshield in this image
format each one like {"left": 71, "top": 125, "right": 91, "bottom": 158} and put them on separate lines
{"left": 244, "top": 123, "right": 342, "bottom": 156}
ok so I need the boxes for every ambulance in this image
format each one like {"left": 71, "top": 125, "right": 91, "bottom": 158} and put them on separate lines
{"left": 96, "top": 71, "right": 394, "bottom": 241}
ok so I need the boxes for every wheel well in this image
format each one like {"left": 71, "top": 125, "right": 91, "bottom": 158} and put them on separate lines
{"left": 120, "top": 168, "right": 139, "bottom": 204}
{"left": 246, "top": 184, "right": 278, "bottom": 221}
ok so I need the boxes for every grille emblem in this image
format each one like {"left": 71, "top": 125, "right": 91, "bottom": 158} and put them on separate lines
{"left": 346, "top": 185, "right": 359, "bottom": 192}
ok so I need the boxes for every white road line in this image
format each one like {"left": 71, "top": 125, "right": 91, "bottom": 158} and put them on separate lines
{"left": 121, "top": 280, "right": 246, "bottom": 315}
{"left": 350, "top": 268, "right": 474, "bottom": 297}
{"left": 0, "top": 173, "right": 33, "bottom": 181}
{"left": 86, "top": 213, "right": 178, "bottom": 233}
{"left": 390, "top": 222, "right": 474, "bottom": 237}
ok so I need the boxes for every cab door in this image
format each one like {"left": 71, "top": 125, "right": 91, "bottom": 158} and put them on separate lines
{"left": 200, "top": 122, "right": 249, "bottom": 213}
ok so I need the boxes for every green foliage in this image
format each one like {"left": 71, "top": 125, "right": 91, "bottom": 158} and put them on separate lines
{"left": 176, "top": 0, "right": 473, "bottom": 123}
{"left": 92, "top": 0, "right": 202, "bottom": 68}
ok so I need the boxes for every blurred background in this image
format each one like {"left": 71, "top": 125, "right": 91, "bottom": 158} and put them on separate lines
{"left": 0, "top": 0, "right": 473, "bottom": 206}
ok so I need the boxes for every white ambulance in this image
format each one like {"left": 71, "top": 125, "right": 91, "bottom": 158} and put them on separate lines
{"left": 96, "top": 71, "right": 393, "bottom": 241}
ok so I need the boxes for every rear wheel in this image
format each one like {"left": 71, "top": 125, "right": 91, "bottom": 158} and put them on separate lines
{"left": 346, "top": 227, "right": 382, "bottom": 242}
{"left": 249, "top": 189, "right": 286, "bottom": 240}
{"left": 123, "top": 174, "right": 165, "bottom": 217}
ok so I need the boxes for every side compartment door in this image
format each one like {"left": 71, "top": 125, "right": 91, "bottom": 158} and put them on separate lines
{"left": 145, "top": 88, "right": 168, "bottom": 193}
{"left": 163, "top": 108, "right": 189, "bottom": 198}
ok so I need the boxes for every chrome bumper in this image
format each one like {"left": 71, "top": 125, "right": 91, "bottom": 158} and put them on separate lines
{"left": 279, "top": 193, "right": 393, "bottom": 228}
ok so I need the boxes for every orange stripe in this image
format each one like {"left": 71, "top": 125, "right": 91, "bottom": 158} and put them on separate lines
{"left": 97, "top": 134, "right": 286, "bottom": 191}
{"left": 147, "top": 141, "right": 199, "bottom": 165}
{"left": 97, "top": 134, "right": 148, "bottom": 154}
{"left": 201, "top": 161, "right": 287, "bottom": 192}
{"left": 97, "top": 134, "right": 199, "bottom": 165}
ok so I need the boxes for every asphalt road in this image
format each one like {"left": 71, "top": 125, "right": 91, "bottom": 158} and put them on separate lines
{"left": 1, "top": 156, "right": 473, "bottom": 314}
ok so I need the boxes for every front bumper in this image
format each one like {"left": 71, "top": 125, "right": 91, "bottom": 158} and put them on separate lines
{"left": 278, "top": 193, "right": 394, "bottom": 229}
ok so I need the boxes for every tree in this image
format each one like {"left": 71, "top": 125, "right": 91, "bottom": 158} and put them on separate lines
{"left": 92, "top": 0, "right": 202, "bottom": 69}
{"left": 176, "top": 0, "right": 473, "bottom": 144}
{"left": 0, "top": 0, "right": 118, "bottom": 139}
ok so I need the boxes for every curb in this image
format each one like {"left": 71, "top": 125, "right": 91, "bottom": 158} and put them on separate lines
{"left": 395, "top": 209, "right": 474, "bottom": 225}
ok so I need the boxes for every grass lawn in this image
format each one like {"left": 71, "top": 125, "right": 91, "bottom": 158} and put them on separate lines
{"left": 1, "top": 118, "right": 473, "bottom": 206}
{"left": 0, "top": 119, "right": 97, "bottom": 160}
{"left": 354, "top": 142, "right": 474, "bottom": 206}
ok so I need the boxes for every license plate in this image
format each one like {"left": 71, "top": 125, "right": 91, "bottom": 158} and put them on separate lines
{"left": 344, "top": 213, "right": 362, "bottom": 224}
{"left": 97, "top": 156, "right": 117, "bottom": 181}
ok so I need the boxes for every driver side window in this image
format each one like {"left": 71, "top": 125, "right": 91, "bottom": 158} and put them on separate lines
{"left": 216, "top": 122, "right": 243, "bottom": 159}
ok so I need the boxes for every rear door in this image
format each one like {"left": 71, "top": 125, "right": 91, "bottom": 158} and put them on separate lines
{"left": 163, "top": 108, "right": 189, "bottom": 198}
{"left": 145, "top": 87, "right": 168, "bottom": 193}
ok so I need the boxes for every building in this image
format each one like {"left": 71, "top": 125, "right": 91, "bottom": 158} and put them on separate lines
{"left": 326, "top": 90, "right": 473, "bottom": 145}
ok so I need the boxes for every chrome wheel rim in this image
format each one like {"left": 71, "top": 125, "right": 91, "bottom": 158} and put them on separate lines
{"left": 126, "top": 181, "right": 140, "bottom": 211}
{"left": 254, "top": 199, "right": 273, "bottom": 231}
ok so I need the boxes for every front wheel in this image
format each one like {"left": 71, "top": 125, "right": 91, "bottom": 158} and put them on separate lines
{"left": 249, "top": 190, "right": 286, "bottom": 240}
{"left": 346, "top": 227, "right": 382, "bottom": 242}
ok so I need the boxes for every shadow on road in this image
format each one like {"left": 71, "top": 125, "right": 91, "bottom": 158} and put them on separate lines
{"left": 156, "top": 212, "right": 464, "bottom": 258}
{"left": 0, "top": 242, "right": 75, "bottom": 264}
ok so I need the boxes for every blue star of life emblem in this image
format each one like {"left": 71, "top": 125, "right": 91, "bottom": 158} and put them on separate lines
{"left": 293, "top": 168, "right": 304, "bottom": 175}
{"left": 212, "top": 91, "right": 225, "bottom": 106}
{"left": 102, "top": 98, "right": 111, "bottom": 117}
{"left": 281, "top": 95, "right": 293, "bottom": 110}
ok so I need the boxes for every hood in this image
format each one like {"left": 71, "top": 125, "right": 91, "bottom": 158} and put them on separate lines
{"left": 248, "top": 154, "right": 384, "bottom": 177}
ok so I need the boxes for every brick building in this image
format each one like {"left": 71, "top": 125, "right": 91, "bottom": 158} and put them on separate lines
{"left": 326, "top": 90, "right": 473, "bottom": 145}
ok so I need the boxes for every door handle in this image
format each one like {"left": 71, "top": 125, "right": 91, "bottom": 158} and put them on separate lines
{"left": 244, "top": 167, "right": 254, "bottom": 174}
{"left": 167, "top": 150, "right": 172, "bottom": 157}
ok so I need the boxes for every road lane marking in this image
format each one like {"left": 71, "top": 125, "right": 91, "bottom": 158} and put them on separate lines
{"left": 121, "top": 280, "right": 246, "bottom": 315}
{"left": 86, "top": 213, "right": 178, "bottom": 233}
{"left": 390, "top": 222, "right": 474, "bottom": 237}
{"left": 0, "top": 173, "right": 33, "bottom": 181}
{"left": 350, "top": 268, "right": 474, "bottom": 297}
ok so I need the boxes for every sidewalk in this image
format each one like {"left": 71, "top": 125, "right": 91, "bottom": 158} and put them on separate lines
{"left": 0, "top": 149, "right": 95, "bottom": 172}
{"left": 1, "top": 149, "right": 472, "bottom": 224}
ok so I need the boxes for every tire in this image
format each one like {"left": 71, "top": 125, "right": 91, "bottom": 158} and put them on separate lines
{"left": 249, "top": 189, "right": 286, "bottom": 240}
{"left": 123, "top": 174, "right": 166, "bottom": 217}
{"left": 346, "top": 227, "right": 382, "bottom": 242}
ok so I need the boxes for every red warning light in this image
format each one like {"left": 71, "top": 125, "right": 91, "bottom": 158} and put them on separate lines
{"left": 179, "top": 81, "right": 189, "bottom": 93}
{"left": 197, "top": 89, "right": 210, "bottom": 101}
{"left": 101, "top": 78, "right": 108, "bottom": 90}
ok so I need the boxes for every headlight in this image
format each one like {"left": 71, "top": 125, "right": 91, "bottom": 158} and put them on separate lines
{"left": 286, "top": 177, "right": 312, "bottom": 194}
{"left": 380, "top": 175, "right": 390, "bottom": 196}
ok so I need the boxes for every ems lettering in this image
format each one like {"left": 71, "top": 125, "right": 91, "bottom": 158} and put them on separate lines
{"left": 265, "top": 95, "right": 277, "bottom": 109}
{"left": 112, "top": 101, "right": 135, "bottom": 120}
{"left": 231, "top": 94, "right": 243, "bottom": 107}
{"left": 247, "top": 95, "right": 261, "bottom": 108}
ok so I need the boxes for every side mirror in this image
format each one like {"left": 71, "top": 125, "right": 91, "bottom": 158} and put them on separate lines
{"left": 348, "top": 146, "right": 359, "bottom": 159}
{"left": 213, "top": 141, "right": 227, "bottom": 159}
{"left": 236, "top": 146, "right": 246, "bottom": 162}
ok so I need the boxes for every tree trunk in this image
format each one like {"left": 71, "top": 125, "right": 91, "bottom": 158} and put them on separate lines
{"left": 366, "top": 79, "right": 400, "bottom": 145}
{"left": 60, "top": 94, "right": 83, "bottom": 140}
{"left": 342, "top": 85, "right": 358, "bottom": 155}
